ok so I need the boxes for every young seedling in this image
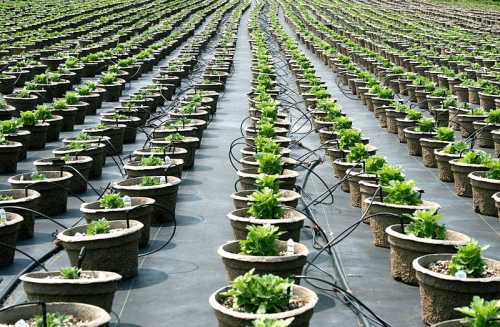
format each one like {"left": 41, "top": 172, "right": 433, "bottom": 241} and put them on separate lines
{"left": 382, "top": 180, "right": 422, "bottom": 205}
{"left": 85, "top": 218, "right": 111, "bottom": 235}
{"left": 404, "top": 209, "right": 446, "bottom": 240}
{"left": 59, "top": 266, "right": 81, "bottom": 279}
{"left": 99, "top": 193, "right": 125, "bottom": 209}
{"left": 248, "top": 188, "right": 284, "bottom": 219}
{"left": 240, "top": 224, "right": 284, "bottom": 256}
{"left": 448, "top": 240, "right": 488, "bottom": 278}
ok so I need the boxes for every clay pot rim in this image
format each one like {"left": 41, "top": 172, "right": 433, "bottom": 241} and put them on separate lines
{"left": 0, "top": 141, "right": 23, "bottom": 148}
{"left": 100, "top": 116, "right": 141, "bottom": 123}
{"left": 240, "top": 156, "right": 297, "bottom": 167}
{"left": 227, "top": 207, "right": 305, "bottom": 224}
{"left": 0, "top": 189, "right": 41, "bottom": 202}
{"left": 237, "top": 168, "right": 299, "bottom": 179}
{"left": 385, "top": 224, "right": 471, "bottom": 246}
{"left": 208, "top": 285, "right": 318, "bottom": 320}
{"left": 420, "top": 138, "right": 451, "bottom": 145}
{"left": 80, "top": 196, "right": 155, "bottom": 214}
{"left": 133, "top": 147, "right": 188, "bottom": 156}
{"left": 364, "top": 198, "right": 440, "bottom": 210}
{"left": 58, "top": 219, "right": 144, "bottom": 243}
{"left": 34, "top": 156, "right": 93, "bottom": 166}
{"left": 218, "top": 240, "right": 309, "bottom": 262}
{"left": 403, "top": 127, "right": 438, "bottom": 136}
{"left": 171, "top": 108, "right": 209, "bottom": 115}
{"left": 53, "top": 143, "right": 106, "bottom": 154}
{"left": 430, "top": 319, "right": 465, "bottom": 327}
{"left": 83, "top": 124, "right": 127, "bottom": 132}
{"left": 4, "top": 93, "right": 38, "bottom": 100}
{"left": 62, "top": 136, "right": 111, "bottom": 144}
{"left": 0, "top": 302, "right": 111, "bottom": 327}
{"left": 20, "top": 270, "right": 122, "bottom": 285}
{"left": 230, "top": 189, "right": 301, "bottom": 202}
{"left": 413, "top": 253, "right": 500, "bottom": 282}
{"left": 491, "top": 129, "right": 500, "bottom": 135}
{"left": 245, "top": 126, "right": 288, "bottom": 134}
{"left": 150, "top": 136, "right": 200, "bottom": 144}
{"left": 449, "top": 159, "right": 486, "bottom": 168}
{"left": 0, "top": 212, "right": 24, "bottom": 228}
{"left": 434, "top": 149, "right": 461, "bottom": 158}
{"left": 241, "top": 146, "right": 290, "bottom": 156}
{"left": 124, "top": 158, "right": 184, "bottom": 169}
{"left": 8, "top": 171, "right": 73, "bottom": 184}
{"left": 112, "top": 176, "right": 181, "bottom": 190}
{"left": 468, "top": 171, "right": 500, "bottom": 184}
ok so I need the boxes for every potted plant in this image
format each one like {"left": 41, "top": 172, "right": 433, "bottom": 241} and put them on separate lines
{"left": 76, "top": 84, "right": 100, "bottom": 115}
{"left": 431, "top": 296, "right": 500, "bottom": 327}
{"left": 150, "top": 133, "right": 199, "bottom": 169}
{"left": 469, "top": 160, "right": 500, "bottom": 216}
{"left": 34, "top": 104, "right": 64, "bottom": 142}
{"left": 347, "top": 155, "right": 386, "bottom": 208}
{"left": 228, "top": 187, "right": 305, "bottom": 242}
{"left": 359, "top": 164, "right": 405, "bottom": 213}
{"left": 112, "top": 176, "right": 181, "bottom": 224}
{"left": 209, "top": 270, "right": 318, "bottom": 327}
{"left": 2, "top": 119, "right": 30, "bottom": 160}
{"left": 19, "top": 111, "right": 49, "bottom": 150}
{"left": 0, "top": 189, "right": 40, "bottom": 240}
{"left": 457, "top": 107, "right": 487, "bottom": 138}
{"left": 0, "top": 211, "right": 24, "bottom": 266}
{"left": 100, "top": 113, "right": 141, "bottom": 144}
{"left": 53, "top": 142, "right": 106, "bottom": 178}
{"left": 4, "top": 88, "right": 38, "bottom": 112}
{"left": 51, "top": 98, "right": 78, "bottom": 131}
{"left": 386, "top": 209, "right": 470, "bottom": 285}
{"left": 124, "top": 153, "right": 184, "bottom": 179}
{"left": 413, "top": 240, "right": 500, "bottom": 325}
{"left": 450, "top": 151, "right": 491, "bottom": 197}
{"left": 0, "top": 302, "right": 111, "bottom": 327}
{"left": 420, "top": 127, "right": 455, "bottom": 168}
{"left": 364, "top": 180, "right": 440, "bottom": 248}
{"left": 97, "top": 72, "right": 125, "bottom": 101}
{"left": 20, "top": 268, "right": 122, "bottom": 312}
{"left": 63, "top": 91, "right": 89, "bottom": 125}
{"left": 404, "top": 117, "right": 437, "bottom": 156}
{"left": 0, "top": 133, "right": 22, "bottom": 173}
{"left": 83, "top": 123, "right": 126, "bottom": 155}
{"left": 333, "top": 143, "right": 371, "bottom": 192}
{"left": 80, "top": 193, "right": 155, "bottom": 248}
{"left": 472, "top": 109, "right": 500, "bottom": 148}
{"left": 57, "top": 218, "right": 143, "bottom": 279}
{"left": 237, "top": 156, "right": 298, "bottom": 191}
{"left": 435, "top": 141, "right": 469, "bottom": 183}
{"left": 34, "top": 155, "right": 93, "bottom": 194}
{"left": 218, "top": 224, "right": 308, "bottom": 281}
{"left": 396, "top": 109, "right": 422, "bottom": 143}
{"left": 0, "top": 98, "right": 16, "bottom": 120}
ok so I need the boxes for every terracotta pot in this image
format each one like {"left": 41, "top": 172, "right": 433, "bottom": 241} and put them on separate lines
{"left": 450, "top": 159, "right": 488, "bottom": 197}
{"left": 112, "top": 176, "right": 181, "bottom": 224}
{"left": 363, "top": 199, "right": 440, "bottom": 248}
{"left": 218, "top": 240, "right": 308, "bottom": 281}
{"left": 8, "top": 171, "right": 72, "bottom": 216}
{"left": 404, "top": 127, "right": 437, "bottom": 156}
{"left": 0, "top": 302, "right": 110, "bottom": 327}
{"left": 0, "top": 212, "right": 24, "bottom": 266}
{"left": 34, "top": 156, "right": 93, "bottom": 194}
{"left": 228, "top": 207, "right": 305, "bottom": 242}
{"left": 413, "top": 254, "right": 500, "bottom": 325}
{"left": 0, "top": 141, "right": 23, "bottom": 172}
{"left": 80, "top": 197, "right": 155, "bottom": 248}
{"left": 434, "top": 150, "right": 460, "bottom": 183}
{"left": 469, "top": 171, "right": 500, "bottom": 217}
{"left": 420, "top": 138, "right": 451, "bottom": 168}
{"left": 21, "top": 270, "right": 122, "bottom": 312}
{"left": 209, "top": 285, "right": 318, "bottom": 327}
{"left": 386, "top": 225, "right": 470, "bottom": 285}
{"left": 58, "top": 220, "right": 143, "bottom": 279}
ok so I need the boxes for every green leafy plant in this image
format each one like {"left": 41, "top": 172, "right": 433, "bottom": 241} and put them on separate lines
{"left": 165, "top": 132, "right": 185, "bottom": 142}
{"left": 256, "top": 153, "right": 283, "bottom": 175}
{"left": 34, "top": 312, "right": 71, "bottom": 327}
{"left": 459, "top": 151, "right": 492, "bottom": 165}
{"left": 64, "top": 92, "right": 79, "bottom": 105}
{"left": 434, "top": 127, "right": 455, "bottom": 141}
{"left": 442, "top": 141, "right": 469, "bottom": 155}
{"left": 0, "top": 119, "right": 20, "bottom": 134}
{"left": 99, "top": 193, "right": 125, "bottom": 209}
{"left": 485, "top": 160, "right": 500, "bottom": 180}
{"left": 345, "top": 143, "right": 369, "bottom": 163}
{"left": 221, "top": 270, "right": 293, "bottom": 314}
{"left": 455, "top": 296, "right": 500, "bottom": 327}
{"left": 248, "top": 188, "right": 284, "bottom": 219}
{"left": 377, "top": 164, "right": 405, "bottom": 186}
{"left": 364, "top": 155, "right": 387, "bottom": 173}
{"left": 15, "top": 89, "right": 30, "bottom": 98}
{"left": 338, "top": 128, "right": 362, "bottom": 150}
{"left": 382, "top": 180, "right": 422, "bottom": 205}
{"left": 256, "top": 174, "right": 281, "bottom": 193}
{"left": 258, "top": 120, "right": 275, "bottom": 138}
{"left": 415, "top": 118, "right": 436, "bottom": 133}
{"left": 59, "top": 266, "right": 81, "bottom": 279}
{"left": 53, "top": 99, "right": 67, "bottom": 110}
{"left": 405, "top": 109, "right": 423, "bottom": 121}
{"left": 95, "top": 123, "right": 108, "bottom": 130}
{"left": 142, "top": 176, "right": 162, "bottom": 186}
{"left": 85, "top": 218, "right": 112, "bottom": 235}
{"left": 252, "top": 318, "right": 294, "bottom": 327}
{"left": 404, "top": 209, "right": 446, "bottom": 240}
{"left": 240, "top": 224, "right": 284, "bottom": 256}
{"left": 75, "top": 132, "right": 91, "bottom": 141}
{"left": 0, "top": 194, "right": 14, "bottom": 201}
{"left": 99, "top": 72, "right": 117, "bottom": 85}
{"left": 448, "top": 240, "right": 487, "bottom": 278}
{"left": 255, "top": 136, "right": 280, "bottom": 155}
{"left": 34, "top": 104, "right": 53, "bottom": 121}
{"left": 140, "top": 155, "right": 164, "bottom": 166}
{"left": 431, "top": 87, "right": 451, "bottom": 97}
{"left": 67, "top": 142, "right": 87, "bottom": 150}
{"left": 20, "top": 111, "right": 37, "bottom": 126}
{"left": 31, "top": 173, "right": 46, "bottom": 181}
{"left": 76, "top": 85, "right": 91, "bottom": 96}
{"left": 332, "top": 116, "right": 352, "bottom": 130}
{"left": 486, "top": 109, "right": 500, "bottom": 124}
